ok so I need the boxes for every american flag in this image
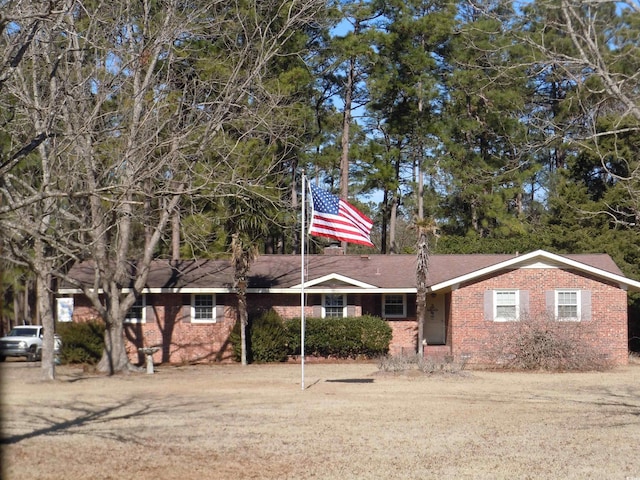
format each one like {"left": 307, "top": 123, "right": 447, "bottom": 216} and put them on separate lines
{"left": 308, "top": 184, "right": 374, "bottom": 247}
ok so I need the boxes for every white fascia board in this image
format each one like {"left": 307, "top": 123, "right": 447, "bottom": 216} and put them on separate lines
{"left": 428, "top": 249, "right": 640, "bottom": 292}
{"left": 144, "top": 288, "right": 230, "bottom": 294}
{"left": 291, "top": 273, "right": 378, "bottom": 290}
{"left": 248, "top": 287, "right": 415, "bottom": 294}
{"left": 59, "top": 286, "right": 415, "bottom": 295}
{"left": 525, "top": 250, "right": 640, "bottom": 291}
{"left": 57, "top": 287, "right": 232, "bottom": 295}
{"left": 57, "top": 288, "right": 84, "bottom": 295}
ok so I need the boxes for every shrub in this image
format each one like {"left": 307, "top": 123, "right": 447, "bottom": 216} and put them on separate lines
{"left": 56, "top": 321, "right": 105, "bottom": 365}
{"left": 249, "top": 310, "right": 289, "bottom": 363}
{"left": 377, "top": 354, "right": 467, "bottom": 375}
{"left": 492, "top": 314, "right": 612, "bottom": 371}
{"left": 377, "top": 354, "right": 417, "bottom": 372}
{"left": 285, "top": 315, "right": 392, "bottom": 359}
{"left": 230, "top": 310, "right": 289, "bottom": 363}
{"left": 232, "top": 314, "right": 393, "bottom": 362}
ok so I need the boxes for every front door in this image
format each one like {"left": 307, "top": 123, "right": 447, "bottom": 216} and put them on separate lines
{"left": 424, "top": 294, "right": 446, "bottom": 345}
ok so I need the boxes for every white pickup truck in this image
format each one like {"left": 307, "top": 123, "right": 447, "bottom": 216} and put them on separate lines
{"left": 0, "top": 325, "right": 62, "bottom": 362}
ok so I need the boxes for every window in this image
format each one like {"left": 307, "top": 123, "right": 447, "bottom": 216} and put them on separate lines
{"left": 494, "top": 290, "right": 518, "bottom": 321}
{"left": 383, "top": 294, "right": 406, "bottom": 318}
{"left": 556, "top": 290, "right": 580, "bottom": 320}
{"left": 323, "top": 294, "right": 345, "bottom": 318}
{"left": 125, "top": 295, "right": 146, "bottom": 323}
{"left": 191, "top": 294, "right": 216, "bottom": 323}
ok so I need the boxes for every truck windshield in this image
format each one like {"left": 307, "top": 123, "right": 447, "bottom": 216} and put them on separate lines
{"left": 8, "top": 328, "right": 39, "bottom": 337}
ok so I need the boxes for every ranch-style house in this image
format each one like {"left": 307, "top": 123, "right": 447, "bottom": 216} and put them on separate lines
{"left": 57, "top": 249, "right": 640, "bottom": 366}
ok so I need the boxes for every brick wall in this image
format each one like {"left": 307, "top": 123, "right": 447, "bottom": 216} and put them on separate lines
{"left": 450, "top": 267, "right": 628, "bottom": 366}
{"left": 67, "top": 267, "right": 629, "bottom": 366}
{"left": 72, "top": 293, "right": 238, "bottom": 364}
{"left": 70, "top": 292, "right": 440, "bottom": 363}
{"left": 249, "top": 292, "right": 414, "bottom": 354}
{"left": 387, "top": 320, "right": 417, "bottom": 355}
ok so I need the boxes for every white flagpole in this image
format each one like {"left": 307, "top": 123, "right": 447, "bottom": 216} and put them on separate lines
{"left": 300, "top": 172, "right": 306, "bottom": 391}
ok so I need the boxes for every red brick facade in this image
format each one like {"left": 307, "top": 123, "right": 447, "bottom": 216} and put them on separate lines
{"left": 449, "top": 268, "right": 628, "bottom": 366}
{"left": 73, "top": 294, "right": 238, "bottom": 364}
{"left": 67, "top": 263, "right": 630, "bottom": 366}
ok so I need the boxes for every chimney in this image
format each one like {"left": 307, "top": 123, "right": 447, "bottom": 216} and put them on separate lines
{"left": 323, "top": 245, "right": 344, "bottom": 255}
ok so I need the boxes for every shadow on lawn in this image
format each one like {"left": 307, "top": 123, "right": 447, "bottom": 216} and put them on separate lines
{"left": 582, "top": 386, "right": 640, "bottom": 425}
{"left": 0, "top": 397, "right": 198, "bottom": 446}
{"left": 326, "top": 378, "right": 375, "bottom": 384}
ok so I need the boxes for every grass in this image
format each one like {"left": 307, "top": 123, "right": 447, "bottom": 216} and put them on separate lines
{"left": 2, "top": 360, "right": 640, "bottom": 479}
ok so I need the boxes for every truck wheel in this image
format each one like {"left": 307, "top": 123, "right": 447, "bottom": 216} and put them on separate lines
{"left": 27, "top": 346, "right": 38, "bottom": 362}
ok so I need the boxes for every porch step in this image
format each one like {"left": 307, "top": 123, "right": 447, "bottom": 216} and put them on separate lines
{"left": 423, "top": 345, "right": 452, "bottom": 362}
{"left": 424, "top": 345, "right": 451, "bottom": 354}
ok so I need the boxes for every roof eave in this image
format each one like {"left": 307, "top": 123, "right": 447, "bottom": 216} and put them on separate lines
{"left": 429, "top": 249, "right": 640, "bottom": 292}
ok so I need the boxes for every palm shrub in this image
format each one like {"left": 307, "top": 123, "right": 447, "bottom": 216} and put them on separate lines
{"left": 56, "top": 321, "right": 105, "bottom": 364}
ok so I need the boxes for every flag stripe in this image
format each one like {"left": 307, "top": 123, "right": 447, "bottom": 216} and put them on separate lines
{"left": 339, "top": 202, "right": 373, "bottom": 234}
{"left": 310, "top": 223, "right": 373, "bottom": 245}
{"left": 308, "top": 184, "right": 374, "bottom": 247}
{"left": 311, "top": 216, "right": 370, "bottom": 240}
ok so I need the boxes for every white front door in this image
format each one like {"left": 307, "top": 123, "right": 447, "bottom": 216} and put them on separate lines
{"left": 424, "top": 294, "right": 446, "bottom": 345}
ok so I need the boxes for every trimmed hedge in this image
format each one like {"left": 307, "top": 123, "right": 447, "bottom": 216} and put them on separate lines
{"left": 56, "top": 321, "right": 105, "bottom": 364}
{"left": 231, "top": 311, "right": 393, "bottom": 363}
{"left": 285, "top": 314, "right": 392, "bottom": 359}
{"left": 231, "top": 310, "right": 289, "bottom": 363}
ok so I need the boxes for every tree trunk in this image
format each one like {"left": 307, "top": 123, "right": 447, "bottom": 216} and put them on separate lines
{"left": 339, "top": 22, "right": 359, "bottom": 254}
{"left": 389, "top": 198, "right": 398, "bottom": 254}
{"left": 232, "top": 233, "right": 256, "bottom": 366}
{"left": 172, "top": 208, "right": 180, "bottom": 261}
{"left": 23, "top": 278, "right": 31, "bottom": 322}
{"left": 35, "top": 261, "right": 56, "bottom": 381}
{"left": 416, "top": 292, "right": 425, "bottom": 356}
{"left": 381, "top": 190, "right": 389, "bottom": 254}
{"left": 98, "top": 317, "right": 139, "bottom": 374}
{"left": 417, "top": 159, "right": 424, "bottom": 221}
{"left": 238, "top": 288, "right": 248, "bottom": 365}
{"left": 415, "top": 226, "right": 430, "bottom": 356}
{"left": 340, "top": 55, "right": 353, "bottom": 203}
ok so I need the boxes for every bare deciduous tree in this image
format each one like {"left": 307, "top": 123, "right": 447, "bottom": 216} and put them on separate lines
{"left": 0, "top": 0, "right": 324, "bottom": 374}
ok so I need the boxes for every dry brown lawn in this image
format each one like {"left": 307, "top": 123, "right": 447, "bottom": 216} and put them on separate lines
{"left": 1, "top": 359, "right": 640, "bottom": 479}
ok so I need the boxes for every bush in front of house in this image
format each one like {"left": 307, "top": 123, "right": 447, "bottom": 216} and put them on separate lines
{"left": 377, "top": 354, "right": 468, "bottom": 375}
{"left": 56, "top": 321, "right": 105, "bottom": 364}
{"left": 230, "top": 309, "right": 289, "bottom": 363}
{"left": 231, "top": 312, "right": 392, "bottom": 363}
{"left": 285, "top": 315, "right": 392, "bottom": 359}
{"left": 492, "top": 313, "right": 612, "bottom": 371}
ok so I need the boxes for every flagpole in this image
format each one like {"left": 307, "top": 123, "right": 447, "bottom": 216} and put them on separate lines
{"left": 300, "top": 172, "right": 306, "bottom": 391}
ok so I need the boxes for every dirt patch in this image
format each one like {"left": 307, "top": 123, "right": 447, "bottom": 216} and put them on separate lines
{"left": 2, "top": 361, "right": 640, "bottom": 479}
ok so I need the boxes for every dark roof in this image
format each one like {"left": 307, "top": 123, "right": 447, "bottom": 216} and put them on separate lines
{"left": 61, "top": 251, "right": 628, "bottom": 292}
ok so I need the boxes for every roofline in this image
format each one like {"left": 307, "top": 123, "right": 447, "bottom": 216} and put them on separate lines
{"left": 57, "top": 287, "right": 233, "bottom": 295}
{"left": 429, "top": 249, "right": 640, "bottom": 292}
{"left": 251, "top": 288, "right": 415, "bottom": 294}
{"left": 292, "top": 273, "right": 378, "bottom": 290}
{"left": 58, "top": 250, "right": 640, "bottom": 296}
{"left": 58, "top": 287, "right": 417, "bottom": 296}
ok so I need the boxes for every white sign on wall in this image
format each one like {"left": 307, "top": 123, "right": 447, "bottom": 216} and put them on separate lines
{"left": 57, "top": 297, "right": 74, "bottom": 323}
